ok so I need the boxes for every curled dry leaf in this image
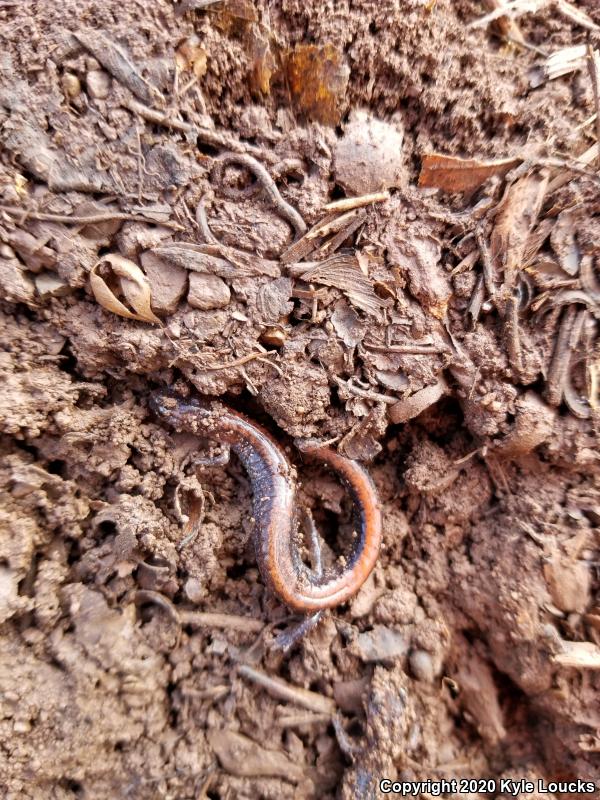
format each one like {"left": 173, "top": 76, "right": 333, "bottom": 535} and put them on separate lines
{"left": 285, "top": 43, "right": 350, "bottom": 126}
{"left": 418, "top": 153, "right": 521, "bottom": 194}
{"left": 90, "top": 254, "right": 161, "bottom": 324}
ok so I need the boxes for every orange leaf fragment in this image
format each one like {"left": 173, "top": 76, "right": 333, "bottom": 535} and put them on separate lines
{"left": 418, "top": 153, "right": 521, "bottom": 193}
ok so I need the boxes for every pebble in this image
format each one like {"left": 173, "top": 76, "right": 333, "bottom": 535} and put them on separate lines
{"left": 184, "top": 577, "right": 204, "bottom": 603}
{"left": 352, "top": 625, "right": 409, "bottom": 663}
{"left": 187, "top": 272, "right": 231, "bottom": 310}
{"left": 333, "top": 109, "right": 405, "bottom": 195}
{"left": 409, "top": 649, "right": 435, "bottom": 682}
{"left": 86, "top": 70, "right": 111, "bottom": 100}
{"left": 140, "top": 251, "right": 188, "bottom": 314}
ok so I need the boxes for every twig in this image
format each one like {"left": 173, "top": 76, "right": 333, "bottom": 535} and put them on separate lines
{"left": 587, "top": 46, "right": 600, "bottom": 165}
{"left": 195, "top": 195, "right": 219, "bottom": 244}
{"left": 275, "top": 713, "right": 331, "bottom": 728}
{"left": 125, "top": 97, "right": 194, "bottom": 132}
{"left": 323, "top": 190, "right": 389, "bottom": 212}
{"left": 179, "top": 611, "right": 264, "bottom": 632}
{"left": 545, "top": 305, "right": 577, "bottom": 406}
{"left": 237, "top": 664, "right": 336, "bottom": 715}
{"left": 475, "top": 226, "right": 496, "bottom": 298}
{"left": 505, "top": 294, "right": 524, "bottom": 378}
{"left": 0, "top": 205, "right": 182, "bottom": 229}
{"left": 320, "top": 210, "right": 367, "bottom": 255}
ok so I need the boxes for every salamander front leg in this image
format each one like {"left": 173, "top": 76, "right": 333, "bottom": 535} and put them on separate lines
{"left": 273, "top": 508, "right": 324, "bottom": 652}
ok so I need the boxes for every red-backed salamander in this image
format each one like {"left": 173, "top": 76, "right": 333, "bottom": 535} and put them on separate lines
{"left": 149, "top": 391, "right": 382, "bottom": 613}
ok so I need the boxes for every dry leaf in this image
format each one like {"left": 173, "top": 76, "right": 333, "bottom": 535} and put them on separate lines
{"left": 491, "top": 170, "right": 549, "bottom": 295}
{"left": 90, "top": 254, "right": 160, "bottom": 324}
{"left": 419, "top": 153, "right": 521, "bottom": 193}
{"left": 528, "top": 44, "right": 587, "bottom": 88}
{"left": 300, "top": 254, "right": 386, "bottom": 318}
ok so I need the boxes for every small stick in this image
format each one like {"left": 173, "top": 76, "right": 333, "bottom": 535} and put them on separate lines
{"left": 505, "top": 294, "right": 524, "bottom": 378}
{"left": 237, "top": 664, "right": 336, "bottom": 715}
{"left": 323, "top": 190, "right": 389, "bottom": 212}
{"left": 306, "top": 209, "right": 360, "bottom": 240}
{"left": 179, "top": 611, "right": 264, "bottom": 632}
{"left": 276, "top": 713, "right": 331, "bottom": 728}
{"left": 195, "top": 195, "right": 219, "bottom": 244}
{"left": 363, "top": 341, "right": 448, "bottom": 355}
{"left": 125, "top": 97, "right": 194, "bottom": 132}
{"left": 0, "top": 205, "right": 182, "bottom": 229}
{"left": 319, "top": 210, "right": 368, "bottom": 256}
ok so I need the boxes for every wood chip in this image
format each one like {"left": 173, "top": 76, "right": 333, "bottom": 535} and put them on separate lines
{"left": 388, "top": 377, "right": 448, "bottom": 424}
{"left": 552, "top": 641, "right": 600, "bottom": 669}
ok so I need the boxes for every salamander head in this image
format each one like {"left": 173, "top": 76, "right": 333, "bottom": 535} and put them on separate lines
{"left": 149, "top": 389, "right": 215, "bottom": 432}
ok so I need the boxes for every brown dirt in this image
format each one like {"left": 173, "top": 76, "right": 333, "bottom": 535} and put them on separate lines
{"left": 1, "top": 1, "right": 599, "bottom": 798}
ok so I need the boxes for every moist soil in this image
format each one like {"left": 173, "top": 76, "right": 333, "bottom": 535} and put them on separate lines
{"left": 1, "top": 2, "right": 599, "bottom": 798}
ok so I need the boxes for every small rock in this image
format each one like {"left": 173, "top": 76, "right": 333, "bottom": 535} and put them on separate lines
{"left": 184, "top": 577, "right": 205, "bottom": 603}
{"left": 86, "top": 70, "right": 111, "bottom": 99}
{"left": 260, "top": 327, "right": 286, "bottom": 347}
{"left": 187, "top": 273, "right": 231, "bottom": 310}
{"left": 146, "top": 144, "right": 192, "bottom": 190}
{"left": 61, "top": 73, "right": 81, "bottom": 99}
{"left": 140, "top": 251, "right": 188, "bottom": 314}
{"left": 409, "top": 649, "right": 435, "bottom": 682}
{"left": 13, "top": 720, "right": 31, "bottom": 734}
{"left": 34, "top": 272, "right": 70, "bottom": 299}
{"left": 333, "top": 109, "right": 405, "bottom": 195}
{"left": 543, "top": 552, "right": 591, "bottom": 614}
{"left": 333, "top": 677, "right": 369, "bottom": 713}
{"left": 351, "top": 625, "right": 409, "bottom": 664}
{"left": 256, "top": 277, "right": 293, "bottom": 323}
